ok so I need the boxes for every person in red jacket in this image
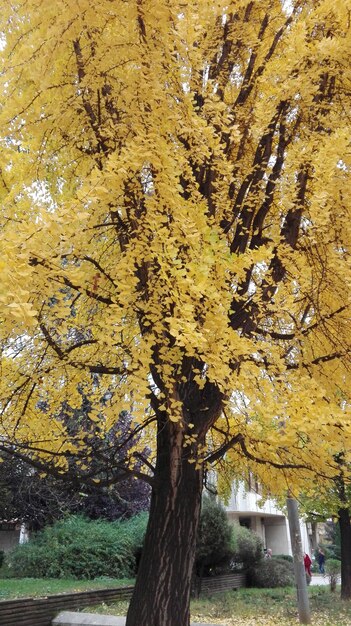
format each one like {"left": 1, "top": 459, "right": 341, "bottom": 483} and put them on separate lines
{"left": 304, "top": 553, "right": 312, "bottom": 578}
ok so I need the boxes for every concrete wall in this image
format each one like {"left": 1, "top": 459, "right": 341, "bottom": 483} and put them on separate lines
{"left": 264, "top": 516, "right": 290, "bottom": 555}
{"left": 0, "top": 529, "right": 21, "bottom": 553}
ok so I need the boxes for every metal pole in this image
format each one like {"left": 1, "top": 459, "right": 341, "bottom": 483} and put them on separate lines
{"left": 286, "top": 497, "right": 311, "bottom": 624}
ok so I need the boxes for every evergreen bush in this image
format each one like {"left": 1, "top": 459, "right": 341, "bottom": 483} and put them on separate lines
{"left": 5, "top": 514, "right": 147, "bottom": 579}
{"left": 248, "top": 557, "right": 294, "bottom": 588}
{"left": 120, "top": 511, "right": 148, "bottom": 571}
{"left": 230, "top": 524, "right": 263, "bottom": 569}
{"left": 272, "top": 554, "right": 293, "bottom": 563}
{"left": 325, "top": 558, "right": 341, "bottom": 592}
{"left": 195, "top": 496, "right": 232, "bottom": 576}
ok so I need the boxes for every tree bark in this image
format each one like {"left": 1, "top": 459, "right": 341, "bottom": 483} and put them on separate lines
{"left": 338, "top": 507, "right": 351, "bottom": 600}
{"left": 126, "top": 417, "right": 204, "bottom": 626}
{"left": 286, "top": 497, "right": 311, "bottom": 624}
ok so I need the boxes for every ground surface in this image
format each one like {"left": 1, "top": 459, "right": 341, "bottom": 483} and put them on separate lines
{"left": 309, "top": 574, "right": 329, "bottom": 586}
{"left": 84, "top": 587, "right": 350, "bottom": 626}
{"left": 0, "top": 578, "right": 347, "bottom": 625}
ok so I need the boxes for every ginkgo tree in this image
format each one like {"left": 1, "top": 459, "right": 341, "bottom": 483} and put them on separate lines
{"left": 1, "top": 1, "right": 351, "bottom": 624}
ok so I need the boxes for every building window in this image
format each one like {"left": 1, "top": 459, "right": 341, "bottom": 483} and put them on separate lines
{"left": 246, "top": 471, "right": 262, "bottom": 495}
{"left": 239, "top": 517, "right": 251, "bottom": 529}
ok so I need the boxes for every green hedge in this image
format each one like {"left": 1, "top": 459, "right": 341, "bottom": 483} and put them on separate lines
{"left": 273, "top": 554, "right": 293, "bottom": 563}
{"left": 195, "top": 496, "right": 232, "bottom": 575}
{"left": 248, "top": 557, "right": 294, "bottom": 588}
{"left": 5, "top": 513, "right": 148, "bottom": 579}
{"left": 230, "top": 524, "right": 263, "bottom": 569}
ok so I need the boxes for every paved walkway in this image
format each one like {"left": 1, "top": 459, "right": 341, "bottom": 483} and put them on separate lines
{"left": 309, "top": 574, "right": 329, "bottom": 586}
{"left": 53, "top": 612, "right": 224, "bottom": 626}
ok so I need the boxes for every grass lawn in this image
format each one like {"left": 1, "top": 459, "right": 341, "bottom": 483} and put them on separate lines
{"left": 0, "top": 577, "right": 134, "bottom": 600}
{"left": 2, "top": 580, "right": 351, "bottom": 625}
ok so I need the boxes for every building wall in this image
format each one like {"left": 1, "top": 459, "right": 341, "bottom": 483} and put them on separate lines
{"left": 0, "top": 529, "right": 21, "bottom": 553}
{"left": 264, "top": 516, "right": 290, "bottom": 555}
{"left": 0, "top": 524, "right": 29, "bottom": 553}
{"left": 225, "top": 482, "right": 285, "bottom": 518}
{"left": 224, "top": 481, "right": 312, "bottom": 557}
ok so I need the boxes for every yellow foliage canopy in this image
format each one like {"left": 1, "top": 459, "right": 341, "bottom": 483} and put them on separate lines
{"left": 0, "top": 0, "right": 350, "bottom": 495}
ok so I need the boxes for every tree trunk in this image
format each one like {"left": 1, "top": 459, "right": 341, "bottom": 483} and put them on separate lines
{"left": 126, "top": 418, "right": 204, "bottom": 626}
{"left": 338, "top": 507, "right": 351, "bottom": 600}
{"left": 286, "top": 497, "right": 311, "bottom": 624}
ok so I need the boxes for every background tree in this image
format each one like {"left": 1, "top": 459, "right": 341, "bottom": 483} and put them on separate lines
{"left": 0, "top": 452, "right": 150, "bottom": 529}
{"left": 0, "top": 400, "right": 150, "bottom": 527}
{"left": 298, "top": 454, "right": 351, "bottom": 599}
{"left": 1, "top": 2, "right": 351, "bottom": 625}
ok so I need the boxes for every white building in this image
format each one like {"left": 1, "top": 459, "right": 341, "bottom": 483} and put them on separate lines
{"left": 224, "top": 480, "right": 313, "bottom": 557}
{"left": 0, "top": 521, "right": 29, "bottom": 553}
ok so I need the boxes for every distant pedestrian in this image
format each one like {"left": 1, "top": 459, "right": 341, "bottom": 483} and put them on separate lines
{"left": 317, "top": 549, "right": 325, "bottom": 574}
{"left": 304, "top": 553, "right": 312, "bottom": 578}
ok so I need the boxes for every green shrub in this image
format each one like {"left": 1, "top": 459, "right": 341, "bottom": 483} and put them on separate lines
{"left": 248, "top": 557, "right": 294, "bottom": 588}
{"left": 5, "top": 514, "right": 146, "bottom": 579}
{"left": 325, "top": 558, "right": 341, "bottom": 592}
{"left": 195, "top": 496, "right": 232, "bottom": 576}
{"left": 273, "top": 554, "right": 293, "bottom": 563}
{"left": 120, "top": 511, "right": 148, "bottom": 571}
{"left": 230, "top": 524, "right": 263, "bottom": 569}
{"left": 122, "top": 511, "right": 148, "bottom": 551}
